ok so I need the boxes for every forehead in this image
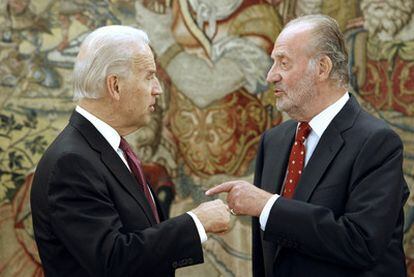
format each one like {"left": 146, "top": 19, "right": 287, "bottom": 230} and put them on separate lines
{"left": 131, "top": 45, "right": 156, "bottom": 71}
{"left": 272, "top": 24, "right": 314, "bottom": 58}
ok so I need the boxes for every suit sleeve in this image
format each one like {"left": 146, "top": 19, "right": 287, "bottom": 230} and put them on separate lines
{"left": 252, "top": 133, "right": 266, "bottom": 277}
{"left": 263, "top": 128, "right": 409, "bottom": 269}
{"left": 47, "top": 153, "right": 203, "bottom": 277}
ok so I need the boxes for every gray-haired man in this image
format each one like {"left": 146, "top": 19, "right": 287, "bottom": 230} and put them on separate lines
{"left": 208, "top": 14, "right": 409, "bottom": 277}
{"left": 31, "top": 25, "right": 230, "bottom": 277}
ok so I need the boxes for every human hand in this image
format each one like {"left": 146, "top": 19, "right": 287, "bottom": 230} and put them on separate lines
{"left": 191, "top": 199, "right": 230, "bottom": 234}
{"left": 205, "top": 180, "right": 273, "bottom": 217}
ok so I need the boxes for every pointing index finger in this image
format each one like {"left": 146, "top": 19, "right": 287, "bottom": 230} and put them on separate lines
{"left": 205, "top": 182, "right": 235, "bottom": 196}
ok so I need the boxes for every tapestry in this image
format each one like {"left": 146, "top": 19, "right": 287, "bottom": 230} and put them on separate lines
{"left": 0, "top": 0, "right": 412, "bottom": 276}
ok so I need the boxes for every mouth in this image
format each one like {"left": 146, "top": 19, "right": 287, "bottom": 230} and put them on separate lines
{"left": 149, "top": 104, "right": 156, "bottom": 112}
{"left": 274, "top": 89, "right": 284, "bottom": 97}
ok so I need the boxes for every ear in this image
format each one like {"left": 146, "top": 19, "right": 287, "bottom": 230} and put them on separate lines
{"left": 106, "top": 74, "right": 121, "bottom": 101}
{"left": 317, "top": 55, "right": 333, "bottom": 82}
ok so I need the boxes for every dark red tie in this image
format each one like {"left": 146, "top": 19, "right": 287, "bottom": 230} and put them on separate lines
{"left": 282, "top": 122, "right": 312, "bottom": 199}
{"left": 119, "top": 137, "right": 160, "bottom": 223}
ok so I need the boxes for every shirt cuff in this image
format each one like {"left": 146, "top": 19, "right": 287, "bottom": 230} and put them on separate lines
{"left": 259, "top": 194, "right": 279, "bottom": 231}
{"left": 186, "top": 211, "right": 208, "bottom": 243}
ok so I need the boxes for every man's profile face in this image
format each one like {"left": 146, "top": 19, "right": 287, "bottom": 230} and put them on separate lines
{"left": 118, "top": 44, "right": 162, "bottom": 130}
{"left": 266, "top": 27, "right": 318, "bottom": 118}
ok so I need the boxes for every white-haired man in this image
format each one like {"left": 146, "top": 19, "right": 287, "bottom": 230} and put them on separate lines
{"left": 207, "top": 15, "right": 409, "bottom": 276}
{"left": 31, "top": 25, "right": 230, "bottom": 277}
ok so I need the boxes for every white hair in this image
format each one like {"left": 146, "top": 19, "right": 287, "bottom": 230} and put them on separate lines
{"left": 73, "top": 25, "right": 150, "bottom": 101}
{"left": 284, "top": 15, "right": 349, "bottom": 88}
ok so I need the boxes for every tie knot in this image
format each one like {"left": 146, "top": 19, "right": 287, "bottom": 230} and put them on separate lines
{"left": 119, "top": 137, "right": 143, "bottom": 165}
{"left": 296, "top": 122, "right": 311, "bottom": 143}
{"left": 119, "top": 137, "right": 131, "bottom": 152}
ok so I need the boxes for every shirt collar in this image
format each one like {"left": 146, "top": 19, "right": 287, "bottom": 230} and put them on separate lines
{"left": 307, "top": 92, "right": 350, "bottom": 138}
{"left": 75, "top": 105, "right": 121, "bottom": 151}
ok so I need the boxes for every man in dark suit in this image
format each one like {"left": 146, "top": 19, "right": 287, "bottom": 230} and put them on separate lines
{"left": 30, "top": 25, "right": 230, "bottom": 277}
{"left": 207, "top": 15, "right": 409, "bottom": 276}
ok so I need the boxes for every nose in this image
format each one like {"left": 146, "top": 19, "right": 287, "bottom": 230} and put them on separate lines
{"left": 152, "top": 76, "right": 163, "bottom": 96}
{"left": 266, "top": 63, "right": 282, "bottom": 83}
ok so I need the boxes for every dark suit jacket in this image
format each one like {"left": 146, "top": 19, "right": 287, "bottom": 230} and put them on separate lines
{"left": 252, "top": 95, "right": 409, "bottom": 277}
{"left": 31, "top": 111, "right": 203, "bottom": 277}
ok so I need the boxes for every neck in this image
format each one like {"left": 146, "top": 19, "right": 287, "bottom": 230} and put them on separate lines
{"left": 78, "top": 98, "right": 110, "bottom": 122}
{"left": 291, "top": 85, "right": 347, "bottom": 122}
{"left": 78, "top": 98, "right": 136, "bottom": 136}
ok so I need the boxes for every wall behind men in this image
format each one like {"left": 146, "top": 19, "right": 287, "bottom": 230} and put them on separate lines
{"left": 0, "top": 0, "right": 413, "bottom": 276}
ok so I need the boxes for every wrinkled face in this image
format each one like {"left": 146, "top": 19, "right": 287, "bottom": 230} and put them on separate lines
{"left": 266, "top": 28, "right": 318, "bottom": 119}
{"left": 118, "top": 45, "right": 162, "bottom": 130}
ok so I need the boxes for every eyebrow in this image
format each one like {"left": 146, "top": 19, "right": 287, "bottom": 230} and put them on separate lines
{"left": 272, "top": 51, "right": 288, "bottom": 59}
{"left": 146, "top": 69, "right": 156, "bottom": 77}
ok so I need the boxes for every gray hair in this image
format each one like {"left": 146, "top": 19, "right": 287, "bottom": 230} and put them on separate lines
{"left": 285, "top": 14, "right": 349, "bottom": 88}
{"left": 73, "top": 25, "right": 150, "bottom": 101}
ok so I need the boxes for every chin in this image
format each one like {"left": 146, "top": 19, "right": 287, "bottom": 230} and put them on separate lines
{"left": 276, "top": 101, "right": 288, "bottom": 112}
{"left": 141, "top": 117, "right": 151, "bottom": 127}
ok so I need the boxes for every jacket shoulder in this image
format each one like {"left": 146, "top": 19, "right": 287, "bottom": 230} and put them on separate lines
{"left": 37, "top": 124, "right": 96, "bottom": 167}
{"left": 351, "top": 109, "right": 402, "bottom": 143}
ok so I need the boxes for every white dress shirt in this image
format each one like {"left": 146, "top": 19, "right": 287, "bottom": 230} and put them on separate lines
{"left": 259, "top": 93, "right": 350, "bottom": 230}
{"left": 75, "top": 106, "right": 207, "bottom": 242}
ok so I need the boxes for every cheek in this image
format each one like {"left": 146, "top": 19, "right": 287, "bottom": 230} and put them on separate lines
{"left": 283, "top": 72, "right": 303, "bottom": 90}
{"left": 280, "top": 76, "right": 294, "bottom": 92}
{"left": 139, "top": 82, "right": 152, "bottom": 97}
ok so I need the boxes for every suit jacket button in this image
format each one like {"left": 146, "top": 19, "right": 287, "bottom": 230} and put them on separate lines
{"left": 172, "top": 261, "right": 178, "bottom": 269}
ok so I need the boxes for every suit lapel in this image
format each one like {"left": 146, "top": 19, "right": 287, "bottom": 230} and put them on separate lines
{"left": 100, "top": 151, "right": 158, "bottom": 225}
{"left": 69, "top": 111, "right": 157, "bottom": 225}
{"left": 272, "top": 94, "right": 360, "bottom": 263}
{"left": 263, "top": 122, "right": 296, "bottom": 194}
{"left": 292, "top": 94, "right": 360, "bottom": 202}
{"left": 292, "top": 126, "right": 344, "bottom": 201}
